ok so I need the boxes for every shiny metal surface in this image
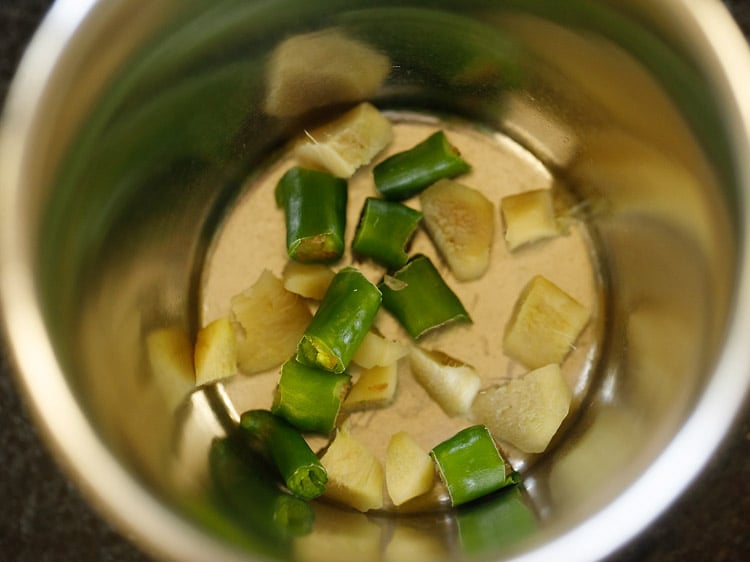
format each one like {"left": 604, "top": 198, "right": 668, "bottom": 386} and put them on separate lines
{"left": 1, "top": 1, "right": 749, "bottom": 561}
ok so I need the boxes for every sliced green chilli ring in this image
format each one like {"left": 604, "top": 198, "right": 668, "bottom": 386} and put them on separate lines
{"left": 297, "top": 267, "right": 382, "bottom": 373}
{"left": 239, "top": 409, "right": 328, "bottom": 500}
{"left": 431, "top": 425, "right": 516, "bottom": 507}
{"left": 373, "top": 130, "right": 470, "bottom": 201}
{"left": 352, "top": 197, "right": 423, "bottom": 268}
{"left": 275, "top": 166, "right": 347, "bottom": 263}
{"left": 379, "top": 254, "right": 471, "bottom": 339}
{"left": 272, "top": 360, "right": 351, "bottom": 435}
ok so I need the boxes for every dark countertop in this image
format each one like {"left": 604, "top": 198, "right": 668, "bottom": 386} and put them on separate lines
{"left": 1, "top": 1, "right": 748, "bottom": 561}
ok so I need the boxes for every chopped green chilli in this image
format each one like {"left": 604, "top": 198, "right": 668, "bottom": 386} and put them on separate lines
{"left": 275, "top": 166, "right": 347, "bottom": 263}
{"left": 239, "top": 409, "right": 328, "bottom": 500}
{"left": 430, "top": 425, "right": 516, "bottom": 506}
{"left": 373, "top": 130, "right": 470, "bottom": 200}
{"left": 352, "top": 197, "right": 423, "bottom": 268}
{"left": 379, "top": 254, "right": 471, "bottom": 339}
{"left": 209, "top": 437, "right": 314, "bottom": 541}
{"left": 297, "top": 267, "right": 382, "bottom": 373}
{"left": 272, "top": 360, "right": 351, "bottom": 434}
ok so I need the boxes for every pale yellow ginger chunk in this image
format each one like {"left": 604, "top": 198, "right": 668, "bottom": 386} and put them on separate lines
{"left": 501, "top": 188, "right": 559, "bottom": 251}
{"left": 194, "top": 317, "right": 238, "bottom": 386}
{"left": 282, "top": 261, "right": 335, "bottom": 300}
{"left": 352, "top": 331, "right": 409, "bottom": 369}
{"left": 385, "top": 431, "right": 435, "bottom": 506}
{"left": 503, "top": 275, "right": 590, "bottom": 369}
{"left": 231, "top": 269, "right": 312, "bottom": 374}
{"left": 264, "top": 30, "right": 390, "bottom": 117}
{"left": 420, "top": 179, "right": 495, "bottom": 281}
{"left": 472, "top": 364, "right": 572, "bottom": 454}
{"left": 320, "top": 425, "right": 384, "bottom": 512}
{"left": 295, "top": 102, "right": 393, "bottom": 178}
{"left": 343, "top": 363, "right": 399, "bottom": 411}
{"left": 145, "top": 326, "right": 194, "bottom": 411}
{"left": 408, "top": 346, "right": 481, "bottom": 417}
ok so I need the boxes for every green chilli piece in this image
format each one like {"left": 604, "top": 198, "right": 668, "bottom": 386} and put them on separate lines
{"left": 239, "top": 410, "right": 328, "bottom": 500}
{"left": 297, "top": 267, "right": 382, "bottom": 373}
{"left": 275, "top": 166, "right": 347, "bottom": 263}
{"left": 209, "top": 437, "right": 315, "bottom": 542}
{"left": 431, "top": 425, "right": 516, "bottom": 507}
{"left": 352, "top": 197, "right": 423, "bottom": 268}
{"left": 373, "top": 130, "right": 470, "bottom": 200}
{"left": 272, "top": 360, "right": 351, "bottom": 434}
{"left": 378, "top": 254, "right": 471, "bottom": 339}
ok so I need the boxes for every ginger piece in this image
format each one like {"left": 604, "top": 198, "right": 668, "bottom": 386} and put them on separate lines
{"left": 472, "top": 364, "right": 572, "bottom": 454}
{"left": 385, "top": 431, "right": 435, "bottom": 506}
{"left": 501, "top": 189, "right": 559, "bottom": 251}
{"left": 503, "top": 275, "right": 589, "bottom": 369}
{"left": 295, "top": 102, "right": 392, "bottom": 178}
{"left": 194, "top": 317, "right": 238, "bottom": 385}
{"left": 231, "top": 269, "right": 312, "bottom": 374}
{"left": 320, "top": 425, "right": 384, "bottom": 512}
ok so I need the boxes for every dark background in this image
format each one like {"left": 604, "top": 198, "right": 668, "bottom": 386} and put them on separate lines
{"left": 1, "top": 1, "right": 749, "bottom": 560}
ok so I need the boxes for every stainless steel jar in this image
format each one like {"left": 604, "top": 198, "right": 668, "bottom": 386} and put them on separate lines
{"left": 1, "top": 1, "right": 749, "bottom": 561}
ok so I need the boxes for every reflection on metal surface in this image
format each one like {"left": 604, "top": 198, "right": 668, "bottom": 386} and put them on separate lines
{"left": 501, "top": 93, "right": 578, "bottom": 169}
{"left": 264, "top": 29, "right": 390, "bottom": 118}
{"left": 457, "top": 486, "right": 538, "bottom": 557}
{"left": 548, "top": 407, "right": 643, "bottom": 516}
